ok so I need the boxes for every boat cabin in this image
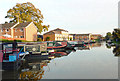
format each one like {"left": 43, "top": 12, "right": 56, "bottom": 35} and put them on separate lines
{"left": 0, "top": 42, "right": 19, "bottom": 62}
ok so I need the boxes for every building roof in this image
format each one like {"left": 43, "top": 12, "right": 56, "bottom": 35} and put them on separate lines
{"left": 53, "top": 28, "right": 68, "bottom": 32}
{"left": 0, "top": 22, "right": 16, "bottom": 29}
{"left": 75, "top": 34, "right": 91, "bottom": 36}
{"left": 0, "top": 22, "right": 32, "bottom": 29}
{"left": 14, "top": 22, "right": 31, "bottom": 28}
{"left": 92, "top": 34, "right": 101, "bottom": 36}
{"left": 43, "top": 28, "right": 68, "bottom": 35}
{"left": 44, "top": 31, "right": 55, "bottom": 35}
{"left": 69, "top": 34, "right": 75, "bottom": 35}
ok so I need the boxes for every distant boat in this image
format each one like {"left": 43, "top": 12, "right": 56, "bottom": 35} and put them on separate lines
{"left": 46, "top": 41, "right": 68, "bottom": 49}
{"left": 68, "top": 41, "right": 86, "bottom": 47}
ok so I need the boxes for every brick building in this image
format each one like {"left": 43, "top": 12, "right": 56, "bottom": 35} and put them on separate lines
{"left": 43, "top": 28, "right": 73, "bottom": 41}
{"left": 91, "top": 34, "right": 102, "bottom": 40}
{"left": 0, "top": 22, "right": 38, "bottom": 41}
{"left": 75, "top": 34, "right": 92, "bottom": 41}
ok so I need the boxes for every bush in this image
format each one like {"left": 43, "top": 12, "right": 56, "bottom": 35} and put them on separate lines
{"left": 46, "top": 37, "right": 50, "bottom": 41}
{"left": 37, "top": 38, "right": 43, "bottom": 41}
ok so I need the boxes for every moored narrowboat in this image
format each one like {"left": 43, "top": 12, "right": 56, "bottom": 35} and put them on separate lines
{"left": 68, "top": 41, "right": 86, "bottom": 47}
{"left": 0, "top": 42, "right": 21, "bottom": 70}
{"left": 46, "top": 41, "right": 74, "bottom": 50}
{"left": 46, "top": 41, "right": 66, "bottom": 49}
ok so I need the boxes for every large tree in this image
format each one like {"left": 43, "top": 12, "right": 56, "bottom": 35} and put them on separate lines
{"left": 5, "top": 2, "right": 49, "bottom": 33}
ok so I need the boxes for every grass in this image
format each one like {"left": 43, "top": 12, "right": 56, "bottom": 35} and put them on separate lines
{"left": 0, "top": 39, "right": 43, "bottom": 43}
{"left": 0, "top": 39, "right": 29, "bottom": 42}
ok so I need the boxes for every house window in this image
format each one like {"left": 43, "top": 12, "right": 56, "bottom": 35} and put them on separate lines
{"left": 20, "top": 28, "right": 24, "bottom": 32}
{"left": 6, "top": 29, "right": 9, "bottom": 32}
{"left": 15, "top": 36, "right": 18, "bottom": 38}
{"left": 20, "top": 36, "right": 24, "bottom": 38}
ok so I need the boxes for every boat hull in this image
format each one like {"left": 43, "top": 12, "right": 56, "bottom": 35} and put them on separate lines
{"left": 2, "top": 59, "right": 21, "bottom": 71}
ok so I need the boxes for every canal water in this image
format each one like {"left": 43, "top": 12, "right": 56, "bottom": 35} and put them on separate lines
{"left": 1, "top": 42, "right": 119, "bottom": 80}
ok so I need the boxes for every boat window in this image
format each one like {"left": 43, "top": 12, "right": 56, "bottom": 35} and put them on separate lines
{"left": 48, "top": 42, "right": 54, "bottom": 47}
{"left": 57, "top": 42, "right": 62, "bottom": 45}
{"left": 3, "top": 44, "right": 13, "bottom": 53}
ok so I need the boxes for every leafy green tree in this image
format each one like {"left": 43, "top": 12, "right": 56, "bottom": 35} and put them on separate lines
{"left": 5, "top": 2, "right": 49, "bottom": 33}
{"left": 105, "top": 32, "right": 112, "bottom": 40}
{"left": 46, "top": 37, "right": 50, "bottom": 41}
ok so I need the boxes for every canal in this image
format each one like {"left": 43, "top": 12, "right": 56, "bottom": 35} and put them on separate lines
{"left": 1, "top": 42, "right": 119, "bottom": 80}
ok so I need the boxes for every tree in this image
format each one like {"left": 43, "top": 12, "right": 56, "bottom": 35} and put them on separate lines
{"left": 107, "top": 32, "right": 112, "bottom": 36}
{"left": 5, "top": 2, "right": 49, "bottom": 33}
{"left": 37, "top": 38, "right": 43, "bottom": 41}
{"left": 105, "top": 32, "right": 112, "bottom": 40}
{"left": 46, "top": 37, "right": 50, "bottom": 41}
{"left": 112, "top": 28, "right": 120, "bottom": 41}
{"left": 70, "top": 37, "right": 72, "bottom": 41}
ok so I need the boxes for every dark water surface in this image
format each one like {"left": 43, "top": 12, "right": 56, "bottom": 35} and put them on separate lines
{"left": 1, "top": 42, "right": 118, "bottom": 80}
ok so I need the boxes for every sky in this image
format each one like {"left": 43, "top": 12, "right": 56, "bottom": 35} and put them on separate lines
{"left": 0, "top": 0, "right": 119, "bottom": 36}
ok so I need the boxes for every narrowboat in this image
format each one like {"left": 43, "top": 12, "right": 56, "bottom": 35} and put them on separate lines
{"left": 0, "top": 42, "right": 21, "bottom": 70}
{"left": 46, "top": 41, "right": 74, "bottom": 50}
{"left": 46, "top": 41, "right": 66, "bottom": 49}
{"left": 21, "top": 42, "right": 50, "bottom": 60}
{"left": 68, "top": 41, "right": 86, "bottom": 47}
{"left": 23, "top": 42, "right": 47, "bottom": 55}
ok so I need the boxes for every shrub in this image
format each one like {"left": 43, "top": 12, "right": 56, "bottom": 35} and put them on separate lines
{"left": 46, "top": 37, "right": 50, "bottom": 41}
{"left": 37, "top": 38, "right": 43, "bottom": 41}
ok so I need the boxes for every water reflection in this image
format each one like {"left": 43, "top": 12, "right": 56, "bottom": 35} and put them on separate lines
{"left": 76, "top": 43, "right": 102, "bottom": 50}
{"left": 1, "top": 42, "right": 118, "bottom": 80}
{"left": 19, "top": 60, "right": 48, "bottom": 80}
{"left": 105, "top": 42, "right": 120, "bottom": 56}
{"left": 113, "top": 46, "right": 120, "bottom": 56}
{"left": 19, "top": 49, "right": 74, "bottom": 80}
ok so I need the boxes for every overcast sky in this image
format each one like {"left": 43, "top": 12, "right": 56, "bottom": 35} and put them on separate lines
{"left": 0, "top": 0, "right": 119, "bottom": 36}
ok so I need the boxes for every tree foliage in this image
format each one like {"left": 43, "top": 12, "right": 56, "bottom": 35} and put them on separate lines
{"left": 105, "top": 32, "right": 112, "bottom": 40}
{"left": 112, "top": 28, "right": 120, "bottom": 41}
{"left": 46, "top": 37, "right": 50, "bottom": 41}
{"left": 5, "top": 2, "right": 49, "bottom": 33}
{"left": 106, "top": 32, "right": 112, "bottom": 37}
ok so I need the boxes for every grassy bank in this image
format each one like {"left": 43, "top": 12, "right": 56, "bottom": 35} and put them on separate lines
{"left": 0, "top": 39, "right": 43, "bottom": 43}
{"left": 0, "top": 39, "right": 28, "bottom": 42}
